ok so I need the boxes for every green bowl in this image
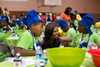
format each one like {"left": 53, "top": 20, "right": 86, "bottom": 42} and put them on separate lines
{"left": 97, "top": 28, "right": 100, "bottom": 32}
{"left": 47, "top": 47, "right": 86, "bottom": 67}
{"left": 14, "top": 30, "right": 23, "bottom": 35}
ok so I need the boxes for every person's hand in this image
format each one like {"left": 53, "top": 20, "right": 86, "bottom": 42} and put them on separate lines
{"left": 10, "top": 45, "right": 16, "bottom": 51}
{"left": 88, "top": 43, "right": 97, "bottom": 49}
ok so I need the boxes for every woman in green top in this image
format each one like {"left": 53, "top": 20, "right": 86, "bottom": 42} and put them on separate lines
{"left": 71, "top": 14, "right": 100, "bottom": 48}
{"left": 16, "top": 10, "right": 44, "bottom": 56}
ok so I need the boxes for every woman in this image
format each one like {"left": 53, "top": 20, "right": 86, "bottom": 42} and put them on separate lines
{"left": 39, "top": 23, "right": 73, "bottom": 50}
{"left": 60, "top": 7, "right": 72, "bottom": 25}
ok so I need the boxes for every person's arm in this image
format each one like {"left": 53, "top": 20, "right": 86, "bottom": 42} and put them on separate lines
{"left": 60, "top": 37, "right": 73, "bottom": 42}
{"left": 15, "top": 47, "right": 36, "bottom": 56}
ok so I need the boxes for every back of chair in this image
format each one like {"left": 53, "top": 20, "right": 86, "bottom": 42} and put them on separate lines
{"left": 0, "top": 42, "right": 10, "bottom": 52}
{"left": 0, "top": 42, "right": 11, "bottom": 62}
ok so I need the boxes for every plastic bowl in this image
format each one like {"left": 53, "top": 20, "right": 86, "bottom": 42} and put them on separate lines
{"left": 47, "top": 47, "right": 86, "bottom": 67}
{"left": 14, "top": 30, "right": 23, "bottom": 35}
{"left": 4, "top": 33, "right": 10, "bottom": 38}
{"left": 88, "top": 49, "right": 100, "bottom": 67}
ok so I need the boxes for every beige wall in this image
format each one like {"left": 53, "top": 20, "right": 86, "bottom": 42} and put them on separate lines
{"left": 0, "top": 0, "right": 37, "bottom": 11}
{"left": 0, "top": 0, "right": 99, "bottom": 13}
{"left": 99, "top": 0, "right": 100, "bottom": 13}
{"left": 0, "top": 0, "right": 100, "bottom": 21}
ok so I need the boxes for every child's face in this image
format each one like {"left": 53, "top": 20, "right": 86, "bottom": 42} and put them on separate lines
{"left": 68, "top": 9, "right": 72, "bottom": 14}
{"left": 20, "top": 23, "right": 25, "bottom": 29}
{"left": 62, "top": 26, "right": 69, "bottom": 32}
{"left": 31, "top": 22, "right": 44, "bottom": 37}
{"left": 78, "top": 22, "right": 87, "bottom": 33}
{"left": 51, "top": 26, "right": 59, "bottom": 39}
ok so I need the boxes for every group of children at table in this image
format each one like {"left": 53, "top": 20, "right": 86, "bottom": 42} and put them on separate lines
{"left": 0, "top": 8, "right": 100, "bottom": 60}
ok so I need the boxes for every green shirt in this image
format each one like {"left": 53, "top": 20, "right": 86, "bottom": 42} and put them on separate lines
{"left": 17, "top": 30, "right": 38, "bottom": 50}
{"left": 90, "top": 25, "right": 96, "bottom": 33}
{"left": 13, "top": 25, "right": 19, "bottom": 30}
{"left": 0, "top": 28, "right": 2, "bottom": 32}
{"left": 65, "top": 28, "right": 77, "bottom": 37}
{"left": 74, "top": 20, "right": 78, "bottom": 27}
{"left": 0, "top": 33, "right": 10, "bottom": 47}
{"left": 13, "top": 25, "right": 26, "bottom": 30}
{"left": 0, "top": 33, "right": 10, "bottom": 60}
{"left": 0, "top": 52, "right": 9, "bottom": 60}
{"left": 71, "top": 33, "right": 100, "bottom": 47}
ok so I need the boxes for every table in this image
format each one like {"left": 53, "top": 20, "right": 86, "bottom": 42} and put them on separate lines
{"left": 7, "top": 36, "right": 19, "bottom": 46}
{"left": 0, "top": 52, "right": 95, "bottom": 67}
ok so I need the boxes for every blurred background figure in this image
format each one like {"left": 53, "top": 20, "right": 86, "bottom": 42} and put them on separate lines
{"left": 52, "top": 13, "right": 57, "bottom": 22}
{"left": 42, "top": 13, "right": 46, "bottom": 23}
{"left": 60, "top": 7, "right": 72, "bottom": 26}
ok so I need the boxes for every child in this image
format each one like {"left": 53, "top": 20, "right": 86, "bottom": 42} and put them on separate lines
{"left": 38, "top": 23, "right": 73, "bottom": 50}
{"left": 71, "top": 14, "right": 100, "bottom": 48}
{"left": 55, "top": 19, "right": 69, "bottom": 36}
{"left": 55, "top": 19, "right": 76, "bottom": 46}
{"left": 70, "top": 13, "right": 78, "bottom": 31}
{"left": 16, "top": 19, "right": 26, "bottom": 30}
{"left": 16, "top": 10, "right": 44, "bottom": 56}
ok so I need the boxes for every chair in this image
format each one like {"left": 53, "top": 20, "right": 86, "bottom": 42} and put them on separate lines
{"left": 0, "top": 42, "right": 15, "bottom": 62}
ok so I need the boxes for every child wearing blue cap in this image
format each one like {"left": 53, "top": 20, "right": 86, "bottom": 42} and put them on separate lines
{"left": 54, "top": 19, "right": 77, "bottom": 46}
{"left": 38, "top": 23, "right": 73, "bottom": 50}
{"left": 16, "top": 10, "right": 44, "bottom": 56}
{"left": 55, "top": 19, "right": 69, "bottom": 36}
{"left": 55, "top": 19, "right": 77, "bottom": 38}
{"left": 16, "top": 19, "right": 26, "bottom": 30}
{"left": 71, "top": 14, "right": 100, "bottom": 48}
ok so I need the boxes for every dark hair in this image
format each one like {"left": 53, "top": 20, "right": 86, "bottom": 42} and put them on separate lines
{"left": 64, "top": 7, "right": 72, "bottom": 15}
{"left": 70, "top": 13, "right": 76, "bottom": 20}
{"left": 45, "top": 23, "right": 57, "bottom": 45}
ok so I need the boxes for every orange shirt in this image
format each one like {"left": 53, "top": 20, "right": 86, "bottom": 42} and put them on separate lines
{"left": 60, "top": 13, "right": 71, "bottom": 24}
